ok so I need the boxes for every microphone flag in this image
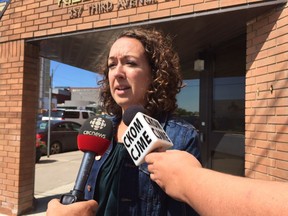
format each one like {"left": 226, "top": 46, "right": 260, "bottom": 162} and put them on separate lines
{"left": 122, "top": 112, "right": 173, "bottom": 166}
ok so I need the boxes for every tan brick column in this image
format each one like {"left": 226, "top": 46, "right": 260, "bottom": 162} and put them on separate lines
{"left": 0, "top": 40, "right": 40, "bottom": 215}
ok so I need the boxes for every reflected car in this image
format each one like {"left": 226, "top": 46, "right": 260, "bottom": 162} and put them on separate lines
{"left": 42, "top": 109, "right": 95, "bottom": 125}
{"left": 36, "top": 120, "right": 81, "bottom": 155}
{"left": 41, "top": 109, "right": 65, "bottom": 121}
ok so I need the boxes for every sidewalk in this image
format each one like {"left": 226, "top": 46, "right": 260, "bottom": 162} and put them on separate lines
{"left": 23, "top": 151, "right": 83, "bottom": 216}
{"left": 23, "top": 183, "right": 75, "bottom": 216}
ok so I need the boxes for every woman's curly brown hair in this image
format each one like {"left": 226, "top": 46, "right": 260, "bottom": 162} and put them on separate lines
{"left": 99, "top": 27, "right": 183, "bottom": 119}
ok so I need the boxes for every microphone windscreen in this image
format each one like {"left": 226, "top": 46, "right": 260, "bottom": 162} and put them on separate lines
{"left": 77, "top": 116, "right": 113, "bottom": 155}
{"left": 123, "top": 105, "right": 147, "bottom": 126}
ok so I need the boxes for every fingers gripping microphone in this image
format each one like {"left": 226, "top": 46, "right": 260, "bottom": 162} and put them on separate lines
{"left": 122, "top": 105, "right": 173, "bottom": 166}
{"left": 60, "top": 116, "right": 113, "bottom": 205}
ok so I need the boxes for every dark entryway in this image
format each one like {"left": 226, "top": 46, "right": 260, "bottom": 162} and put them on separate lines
{"left": 176, "top": 35, "right": 246, "bottom": 176}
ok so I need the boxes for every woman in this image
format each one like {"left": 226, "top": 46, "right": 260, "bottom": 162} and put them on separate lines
{"left": 47, "top": 27, "right": 201, "bottom": 216}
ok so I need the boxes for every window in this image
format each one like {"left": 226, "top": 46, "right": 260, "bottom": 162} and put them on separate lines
{"left": 176, "top": 79, "right": 200, "bottom": 130}
{"left": 82, "top": 112, "right": 89, "bottom": 119}
{"left": 212, "top": 76, "right": 245, "bottom": 133}
{"left": 54, "top": 123, "right": 68, "bottom": 131}
{"left": 43, "top": 110, "right": 64, "bottom": 118}
{"left": 69, "top": 122, "right": 81, "bottom": 132}
{"left": 63, "top": 111, "right": 80, "bottom": 118}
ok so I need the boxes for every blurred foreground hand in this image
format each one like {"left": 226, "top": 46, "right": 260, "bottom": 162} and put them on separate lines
{"left": 46, "top": 198, "right": 98, "bottom": 216}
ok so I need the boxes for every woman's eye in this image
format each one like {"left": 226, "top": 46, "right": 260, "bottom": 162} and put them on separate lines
{"left": 108, "top": 63, "right": 116, "bottom": 69}
{"left": 127, "top": 61, "right": 136, "bottom": 66}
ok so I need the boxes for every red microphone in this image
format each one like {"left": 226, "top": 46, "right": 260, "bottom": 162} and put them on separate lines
{"left": 77, "top": 116, "right": 113, "bottom": 155}
{"left": 60, "top": 115, "right": 113, "bottom": 204}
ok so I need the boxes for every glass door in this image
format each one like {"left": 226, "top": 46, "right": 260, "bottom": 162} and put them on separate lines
{"left": 176, "top": 79, "right": 200, "bottom": 130}
{"left": 177, "top": 35, "right": 246, "bottom": 176}
{"left": 205, "top": 35, "right": 246, "bottom": 176}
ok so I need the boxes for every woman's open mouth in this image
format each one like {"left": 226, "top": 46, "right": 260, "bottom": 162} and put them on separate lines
{"left": 115, "top": 86, "right": 130, "bottom": 94}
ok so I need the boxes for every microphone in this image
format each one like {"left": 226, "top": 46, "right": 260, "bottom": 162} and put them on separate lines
{"left": 122, "top": 105, "right": 173, "bottom": 166}
{"left": 60, "top": 115, "right": 113, "bottom": 205}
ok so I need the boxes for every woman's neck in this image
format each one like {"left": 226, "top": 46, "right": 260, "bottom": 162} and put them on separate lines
{"left": 116, "top": 120, "right": 128, "bottom": 143}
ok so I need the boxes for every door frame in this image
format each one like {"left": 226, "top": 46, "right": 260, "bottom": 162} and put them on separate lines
{"left": 198, "top": 36, "right": 246, "bottom": 175}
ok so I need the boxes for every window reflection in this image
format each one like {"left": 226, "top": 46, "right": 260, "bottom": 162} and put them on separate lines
{"left": 176, "top": 79, "right": 200, "bottom": 130}
{"left": 212, "top": 76, "right": 245, "bottom": 133}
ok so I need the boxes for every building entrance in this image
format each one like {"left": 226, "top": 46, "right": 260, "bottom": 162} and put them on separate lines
{"left": 176, "top": 35, "right": 246, "bottom": 176}
{"left": 35, "top": 19, "right": 247, "bottom": 176}
{"left": 29, "top": 1, "right": 272, "bottom": 179}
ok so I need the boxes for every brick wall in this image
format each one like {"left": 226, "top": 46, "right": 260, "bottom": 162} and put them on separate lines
{"left": 0, "top": 40, "right": 40, "bottom": 215}
{"left": 246, "top": 4, "right": 288, "bottom": 181}
{"left": 18, "top": 43, "right": 40, "bottom": 214}
{"left": 0, "top": 0, "right": 267, "bottom": 44}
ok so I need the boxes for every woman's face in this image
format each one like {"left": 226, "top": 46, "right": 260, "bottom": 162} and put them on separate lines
{"left": 108, "top": 37, "right": 152, "bottom": 112}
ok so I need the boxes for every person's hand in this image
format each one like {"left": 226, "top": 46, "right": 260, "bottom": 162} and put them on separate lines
{"left": 145, "top": 150, "right": 201, "bottom": 202}
{"left": 46, "top": 198, "right": 98, "bottom": 216}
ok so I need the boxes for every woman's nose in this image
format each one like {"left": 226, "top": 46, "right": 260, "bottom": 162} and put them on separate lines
{"left": 114, "top": 64, "right": 126, "bottom": 79}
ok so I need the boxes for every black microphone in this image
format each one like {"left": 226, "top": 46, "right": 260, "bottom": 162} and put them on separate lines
{"left": 122, "top": 105, "right": 173, "bottom": 166}
{"left": 60, "top": 115, "right": 113, "bottom": 204}
{"left": 122, "top": 105, "right": 148, "bottom": 126}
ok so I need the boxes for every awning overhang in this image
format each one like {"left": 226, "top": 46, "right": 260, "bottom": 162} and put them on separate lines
{"left": 28, "top": 0, "right": 287, "bottom": 74}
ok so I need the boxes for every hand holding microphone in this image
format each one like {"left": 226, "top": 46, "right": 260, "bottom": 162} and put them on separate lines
{"left": 47, "top": 198, "right": 98, "bottom": 216}
{"left": 122, "top": 105, "right": 173, "bottom": 166}
{"left": 60, "top": 115, "right": 113, "bottom": 205}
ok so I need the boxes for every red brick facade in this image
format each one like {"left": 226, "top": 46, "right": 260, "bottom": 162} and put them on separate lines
{"left": 0, "top": 0, "right": 287, "bottom": 214}
{"left": 246, "top": 5, "right": 288, "bottom": 180}
{"left": 0, "top": 40, "right": 39, "bottom": 215}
